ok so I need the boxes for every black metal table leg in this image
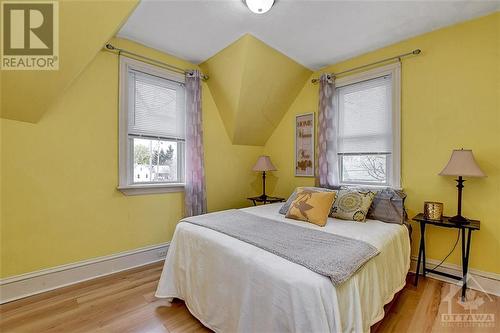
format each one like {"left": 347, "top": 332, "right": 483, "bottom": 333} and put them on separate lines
{"left": 422, "top": 223, "right": 426, "bottom": 277}
{"left": 411, "top": 213, "right": 480, "bottom": 298}
{"left": 414, "top": 247, "right": 422, "bottom": 286}
{"left": 461, "top": 228, "right": 472, "bottom": 300}
{"left": 414, "top": 222, "right": 425, "bottom": 286}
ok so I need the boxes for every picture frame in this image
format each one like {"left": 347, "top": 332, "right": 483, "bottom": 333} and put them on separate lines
{"left": 295, "top": 112, "right": 315, "bottom": 177}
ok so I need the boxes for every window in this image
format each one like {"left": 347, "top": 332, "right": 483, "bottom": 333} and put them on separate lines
{"left": 118, "top": 57, "right": 186, "bottom": 195}
{"left": 335, "top": 63, "right": 401, "bottom": 188}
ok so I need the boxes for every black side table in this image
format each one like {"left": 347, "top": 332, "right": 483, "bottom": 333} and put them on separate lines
{"left": 412, "top": 213, "right": 480, "bottom": 300}
{"left": 247, "top": 196, "right": 285, "bottom": 206}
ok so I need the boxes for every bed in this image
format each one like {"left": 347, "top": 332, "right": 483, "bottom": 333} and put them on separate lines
{"left": 156, "top": 203, "right": 410, "bottom": 333}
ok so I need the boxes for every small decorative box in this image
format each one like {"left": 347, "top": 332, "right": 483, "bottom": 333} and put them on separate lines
{"left": 423, "top": 201, "right": 443, "bottom": 220}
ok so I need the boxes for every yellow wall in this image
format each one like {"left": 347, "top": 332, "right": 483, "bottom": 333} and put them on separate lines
{"left": 0, "top": 38, "right": 262, "bottom": 278}
{"left": 201, "top": 34, "right": 311, "bottom": 146}
{"left": 264, "top": 12, "right": 500, "bottom": 274}
{"left": 2, "top": 12, "right": 498, "bottom": 279}
{"left": 1, "top": 0, "right": 139, "bottom": 123}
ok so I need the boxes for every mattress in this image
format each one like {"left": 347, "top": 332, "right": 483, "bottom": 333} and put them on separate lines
{"left": 156, "top": 203, "right": 411, "bottom": 333}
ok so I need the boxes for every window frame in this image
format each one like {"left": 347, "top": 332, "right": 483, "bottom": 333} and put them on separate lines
{"left": 118, "top": 56, "right": 186, "bottom": 195}
{"left": 334, "top": 62, "right": 401, "bottom": 189}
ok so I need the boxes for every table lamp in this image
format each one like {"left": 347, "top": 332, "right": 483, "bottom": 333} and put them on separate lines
{"left": 439, "top": 149, "right": 486, "bottom": 223}
{"left": 252, "top": 155, "right": 277, "bottom": 200}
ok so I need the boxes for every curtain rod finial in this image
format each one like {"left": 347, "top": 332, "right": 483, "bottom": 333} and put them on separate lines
{"left": 413, "top": 49, "right": 421, "bottom": 55}
{"left": 105, "top": 43, "right": 115, "bottom": 51}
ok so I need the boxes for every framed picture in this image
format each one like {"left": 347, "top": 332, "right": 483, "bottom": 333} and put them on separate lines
{"left": 295, "top": 113, "right": 315, "bottom": 177}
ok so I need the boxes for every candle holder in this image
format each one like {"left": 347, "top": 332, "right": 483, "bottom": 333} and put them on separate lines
{"left": 423, "top": 201, "right": 443, "bottom": 220}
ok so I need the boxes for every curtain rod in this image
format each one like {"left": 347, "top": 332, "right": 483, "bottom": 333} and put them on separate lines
{"left": 104, "top": 43, "right": 209, "bottom": 81}
{"left": 311, "top": 49, "right": 421, "bottom": 84}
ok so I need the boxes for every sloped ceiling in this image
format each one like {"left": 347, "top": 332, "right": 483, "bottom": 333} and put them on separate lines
{"left": 200, "top": 34, "right": 311, "bottom": 146}
{"left": 1, "top": 0, "right": 139, "bottom": 123}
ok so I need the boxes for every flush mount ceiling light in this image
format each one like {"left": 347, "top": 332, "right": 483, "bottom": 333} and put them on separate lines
{"left": 245, "top": 0, "right": 275, "bottom": 14}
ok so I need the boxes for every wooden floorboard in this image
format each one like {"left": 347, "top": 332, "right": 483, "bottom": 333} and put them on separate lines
{"left": 1, "top": 262, "right": 498, "bottom": 332}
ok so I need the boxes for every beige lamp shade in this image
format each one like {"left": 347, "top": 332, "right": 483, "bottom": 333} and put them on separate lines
{"left": 439, "top": 149, "right": 486, "bottom": 177}
{"left": 252, "top": 155, "right": 277, "bottom": 172}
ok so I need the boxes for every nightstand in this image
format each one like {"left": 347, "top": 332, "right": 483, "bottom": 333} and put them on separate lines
{"left": 247, "top": 195, "right": 285, "bottom": 206}
{"left": 412, "top": 213, "right": 480, "bottom": 300}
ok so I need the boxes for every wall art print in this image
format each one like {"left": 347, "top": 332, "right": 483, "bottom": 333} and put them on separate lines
{"left": 295, "top": 113, "right": 315, "bottom": 177}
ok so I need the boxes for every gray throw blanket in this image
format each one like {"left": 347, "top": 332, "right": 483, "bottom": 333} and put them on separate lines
{"left": 182, "top": 210, "right": 379, "bottom": 286}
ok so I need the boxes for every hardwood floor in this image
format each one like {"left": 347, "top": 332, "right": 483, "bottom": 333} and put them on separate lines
{"left": 1, "top": 262, "right": 498, "bottom": 333}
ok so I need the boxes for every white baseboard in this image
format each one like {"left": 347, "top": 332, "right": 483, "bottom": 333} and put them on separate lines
{"left": 409, "top": 256, "right": 500, "bottom": 296}
{"left": 2, "top": 246, "right": 497, "bottom": 304}
{"left": 0, "top": 242, "right": 169, "bottom": 304}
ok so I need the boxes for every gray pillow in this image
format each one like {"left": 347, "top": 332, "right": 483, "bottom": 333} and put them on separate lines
{"left": 279, "top": 187, "right": 336, "bottom": 215}
{"left": 365, "top": 188, "right": 407, "bottom": 224}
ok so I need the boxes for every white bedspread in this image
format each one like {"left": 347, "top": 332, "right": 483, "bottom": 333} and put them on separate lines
{"left": 156, "top": 203, "right": 410, "bottom": 333}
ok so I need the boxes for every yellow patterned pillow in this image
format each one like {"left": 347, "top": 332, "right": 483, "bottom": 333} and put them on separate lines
{"left": 330, "top": 189, "right": 377, "bottom": 222}
{"left": 285, "top": 189, "right": 336, "bottom": 227}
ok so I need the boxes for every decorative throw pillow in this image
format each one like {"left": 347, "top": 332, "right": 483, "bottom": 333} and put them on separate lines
{"left": 285, "top": 189, "right": 336, "bottom": 227}
{"left": 366, "top": 188, "right": 407, "bottom": 224}
{"left": 330, "top": 189, "right": 377, "bottom": 222}
{"left": 279, "top": 187, "right": 337, "bottom": 215}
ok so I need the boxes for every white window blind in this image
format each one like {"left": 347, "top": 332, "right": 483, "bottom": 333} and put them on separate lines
{"left": 128, "top": 69, "right": 185, "bottom": 140}
{"left": 337, "top": 75, "right": 392, "bottom": 155}
{"left": 336, "top": 74, "right": 394, "bottom": 186}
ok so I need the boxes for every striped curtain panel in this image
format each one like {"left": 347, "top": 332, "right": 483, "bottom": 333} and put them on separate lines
{"left": 316, "top": 74, "right": 340, "bottom": 187}
{"left": 184, "top": 70, "right": 207, "bottom": 217}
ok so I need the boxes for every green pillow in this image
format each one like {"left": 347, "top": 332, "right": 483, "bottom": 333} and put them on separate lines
{"left": 330, "top": 189, "right": 377, "bottom": 222}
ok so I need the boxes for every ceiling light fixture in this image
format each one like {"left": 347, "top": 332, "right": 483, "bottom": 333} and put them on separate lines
{"left": 245, "top": 0, "right": 275, "bottom": 14}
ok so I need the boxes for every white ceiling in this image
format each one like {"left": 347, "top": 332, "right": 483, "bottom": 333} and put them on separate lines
{"left": 118, "top": 0, "right": 499, "bottom": 70}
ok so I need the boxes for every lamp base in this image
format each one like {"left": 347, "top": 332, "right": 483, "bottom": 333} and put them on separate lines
{"left": 257, "top": 194, "right": 268, "bottom": 200}
{"left": 449, "top": 214, "right": 469, "bottom": 224}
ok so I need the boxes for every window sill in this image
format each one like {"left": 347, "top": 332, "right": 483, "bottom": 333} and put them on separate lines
{"left": 117, "top": 183, "right": 185, "bottom": 196}
{"left": 340, "top": 184, "right": 403, "bottom": 191}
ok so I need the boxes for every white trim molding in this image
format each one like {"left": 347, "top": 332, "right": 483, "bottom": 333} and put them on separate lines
{"left": 2, "top": 246, "right": 497, "bottom": 305}
{"left": 117, "top": 183, "right": 184, "bottom": 195}
{"left": 0, "top": 243, "right": 169, "bottom": 304}
{"left": 410, "top": 256, "right": 500, "bottom": 297}
{"left": 118, "top": 56, "right": 186, "bottom": 196}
